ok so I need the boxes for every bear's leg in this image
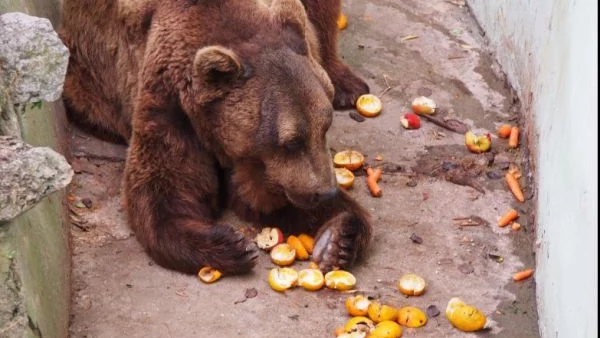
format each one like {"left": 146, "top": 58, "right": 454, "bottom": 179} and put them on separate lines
{"left": 124, "top": 134, "right": 258, "bottom": 275}
{"left": 62, "top": 57, "right": 132, "bottom": 143}
{"left": 301, "top": 0, "right": 370, "bottom": 109}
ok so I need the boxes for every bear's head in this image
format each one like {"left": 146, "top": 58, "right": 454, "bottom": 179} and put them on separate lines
{"left": 183, "top": 0, "right": 340, "bottom": 213}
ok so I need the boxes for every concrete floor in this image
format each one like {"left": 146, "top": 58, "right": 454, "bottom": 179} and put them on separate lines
{"left": 67, "top": 1, "right": 540, "bottom": 337}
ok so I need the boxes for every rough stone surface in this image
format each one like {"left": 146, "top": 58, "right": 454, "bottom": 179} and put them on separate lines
{"left": 0, "top": 12, "right": 69, "bottom": 104}
{"left": 0, "top": 136, "right": 73, "bottom": 222}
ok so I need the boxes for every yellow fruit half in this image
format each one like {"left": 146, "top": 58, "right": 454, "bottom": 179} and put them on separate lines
{"left": 297, "top": 268, "right": 325, "bottom": 291}
{"left": 270, "top": 243, "right": 296, "bottom": 266}
{"left": 370, "top": 320, "right": 402, "bottom": 338}
{"left": 267, "top": 267, "right": 298, "bottom": 292}
{"left": 397, "top": 306, "right": 427, "bottom": 328}
{"left": 356, "top": 94, "right": 383, "bottom": 117}
{"left": 197, "top": 267, "right": 222, "bottom": 284}
{"left": 344, "top": 316, "right": 375, "bottom": 334}
{"left": 336, "top": 167, "right": 356, "bottom": 188}
{"left": 345, "top": 295, "right": 372, "bottom": 316}
{"left": 325, "top": 270, "right": 357, "bottom": 290}
{"left": 333, "top": 150, "right": 365, "bottom": 171}
{"left": 368, "top": 302, "right": 398, "bottom": 323}
{"left": 445, "top": 297, "right": 487, "bottom": 332}
{"left": 397, "top": 273, "right": 426, "bottom": 296}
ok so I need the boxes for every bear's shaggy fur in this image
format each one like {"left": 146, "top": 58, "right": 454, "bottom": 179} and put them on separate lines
{"left": 60, "top": 0, "right": 372, "bottom": 274}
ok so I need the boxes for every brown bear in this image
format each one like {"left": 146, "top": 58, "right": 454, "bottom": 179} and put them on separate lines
{"left": 60, "top": 0, "right": 372, "bottom": 275}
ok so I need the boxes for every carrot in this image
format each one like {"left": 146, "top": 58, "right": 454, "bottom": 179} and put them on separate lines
{"left": 497, "top": 124, "right": 512, "bottom": 138}
{"left": 498, "top": 208, "right": 519, "bottom": 227}
{"left": 511, "top": 222, "right": 521, "bottom": 231}
{"left": 366, "top": 167, "right": 382, "bottom": 197}
{"left": 508, "top": 126, "right": 519, "bottom": 148}
{"left": 505, "top": 173, "right": 525, "bottom": 202}
{"left": 512, "top": 268, "right": 534, "bottom": 281}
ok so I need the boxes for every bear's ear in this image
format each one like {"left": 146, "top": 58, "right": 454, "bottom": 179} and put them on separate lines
{"left": 193, "top": 46, "right": 243, "bottom": 103}
{"left": 271, "top": 0, "right": 307, "bottom": 40}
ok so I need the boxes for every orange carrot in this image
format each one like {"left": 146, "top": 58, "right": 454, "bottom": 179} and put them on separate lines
{"left": 513, "top": 268, "right": 534, "bottom": 281}
{"left": 498, "top": 208, "right": 519, "bottom": 227}
{"left": 505, "top": 173, "right": 525, "bottom": 202}
{"left": 366, "top": 167, "right": 382, "bottom": 197}
{"left": 508, "top": 126, "right": 520, "bottom": 148}
{"left": 497, "top": 124, "right": 512, "bottom": 138}
{"left": 511, "top": 222, "right": 521, "bottom": 231}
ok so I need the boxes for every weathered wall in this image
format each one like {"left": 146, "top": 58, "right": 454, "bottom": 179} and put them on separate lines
{"left": 467, "top": 1, "right": 598, "bottom": 337}
{"left": 1, "top": 2, "right": 71, "bottom": 338}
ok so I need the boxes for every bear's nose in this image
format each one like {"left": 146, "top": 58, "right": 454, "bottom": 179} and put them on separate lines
{"left": 313, "top": 187, "right": 339, "bottom": 204}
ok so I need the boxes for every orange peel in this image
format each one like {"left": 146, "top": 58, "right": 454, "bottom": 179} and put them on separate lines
{"left": 297, "top": 234, "right": 314, "bottom": 254}
{"left": 335, "top": 167, "right": 355, "bottom": 188}
{"left": 356, "top": 94, "right": 383, "bottom": 117}
{"left": 270, "top": 243, "right": 296, "bottom": 266}
{"left": 197, "top": 267, "right": 222, "bottom": 284}
{"left": 397, "top": 273, "right": 426, "bottom": 296}
{"left": 368, "top": 302, "right": 398, "bottom": 323}
{"left": 325, "top": 270, "right": 356, "bottom": 290}
{"left": 333, "top": 150, "right": 365, "bottom": 171}
{"left": 297, "top": 268, "right": 325, "bottom": 291}
{"left": 397, "top": 306, "right": 427, "bottom": 328}
{"left": 267, "top": 267, "right": 298, "bottom": 292}
{"left": 370, "top": 320, "right": 403, "bottom": 338}
{"left": 345, "top": 295, "right": 372, "bottom": 316}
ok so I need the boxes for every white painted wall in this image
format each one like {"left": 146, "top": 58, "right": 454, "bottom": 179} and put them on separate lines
{"left": 467, "top": 0, "right": 598, "bottom": 337}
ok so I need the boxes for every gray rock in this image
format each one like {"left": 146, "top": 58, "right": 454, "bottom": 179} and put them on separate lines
{"left": 0, "top": 12, "right": 69, "bottom": 104}
{"left": 0, "top": 136, "right": 73, "bottom": 222}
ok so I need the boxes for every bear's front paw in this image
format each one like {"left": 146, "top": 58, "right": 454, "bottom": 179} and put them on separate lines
{"left": 311, "top": 212, "right": 368, "bottom": 272}
{"left": 206, "top": 225, "right": 259, "bottom": 274}
{"left": 329, "top": 62, "right": 370, "bottom": 110}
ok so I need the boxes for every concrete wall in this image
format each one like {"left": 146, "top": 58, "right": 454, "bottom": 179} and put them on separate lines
{"left": 467, "top": 1, "right": 598, "bottom": 337}
{"left": 1, "top": 2, "right": 71, "bottom": 338}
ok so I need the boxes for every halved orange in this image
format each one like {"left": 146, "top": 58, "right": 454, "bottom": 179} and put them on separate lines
{"left": 397, "top": 306, "right": 427, "bottom": 328}
{"left": 324, "top": 270, "right": 356, "bottom": 290}
{"left": 411, "top": 96, "right": 436, "bottom": 115}
{"left": 333, "top": 150, "right": 365, "bottom": 171}
{"left": 356, "top": 94, "right": 383, "bottom": 117}
{"left": 370, "top": 320, "right": 403, "bottom": 338}
{"left": 335, "top": 168, "right": 355, "bottom": 188}
{"left": 198, "top": 267, "right": 222, "bottom": 284}
{"left": 344, "top": 316, "right": 375, "bottom": 333}
{"left": 368, "top": 302, "right": 399, "bottom": 323}
{"left": 270, "top": 243, "right": 296, "bottom": 266}
{"left": 297, "top": 234, "right": 314, "bottom": 254}
{"left": 397, "top": 273, "right": 426, "bottom": 296}
{"left": 287, "top": 235, "right": 310, "bottom": 260}
{"left": 268, "top": 267, "right": 298, "bottom": 292}
{"left": 345, "top": 295, "right": 372, "bottom": 316}
{"left": 298, "top": 268, "right": 325, "bottom": 291}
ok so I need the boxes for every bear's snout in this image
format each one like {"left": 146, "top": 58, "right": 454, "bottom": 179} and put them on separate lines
{"left": 312, "top": 187, "right": 339, "bottom": 204}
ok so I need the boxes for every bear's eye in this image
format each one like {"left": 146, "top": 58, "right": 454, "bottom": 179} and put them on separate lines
{"left": 282, "top": 137, "right": 305, "bottom": 152}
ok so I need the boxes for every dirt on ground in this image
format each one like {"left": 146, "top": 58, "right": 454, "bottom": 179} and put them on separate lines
{"left": 67, "top": 1, "right": 540, "bottom": 337}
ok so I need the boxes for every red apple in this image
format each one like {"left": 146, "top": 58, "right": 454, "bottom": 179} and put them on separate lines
{"left": 400, "top": 113, "right": 421, "bottom": 129}
{"left": 255, "top": 227, "right": 284, "bottom": 251}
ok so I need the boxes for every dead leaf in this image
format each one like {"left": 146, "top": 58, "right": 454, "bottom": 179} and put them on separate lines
{"left": 401, "top": 35, "right": 419, "bottom": 41}
{"left": 410, "top": 233, "right": 423, "bottom": 244}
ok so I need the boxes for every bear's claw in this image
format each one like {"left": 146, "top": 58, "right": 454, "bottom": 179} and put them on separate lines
{"left": 312, "top": 212, "right": 364, "bottom": 272}
{"left": 330, "top": 63, "right": 370, "bottom": 110}
{"left": 205, "top": 225, "right": 258, "bottom": 274}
